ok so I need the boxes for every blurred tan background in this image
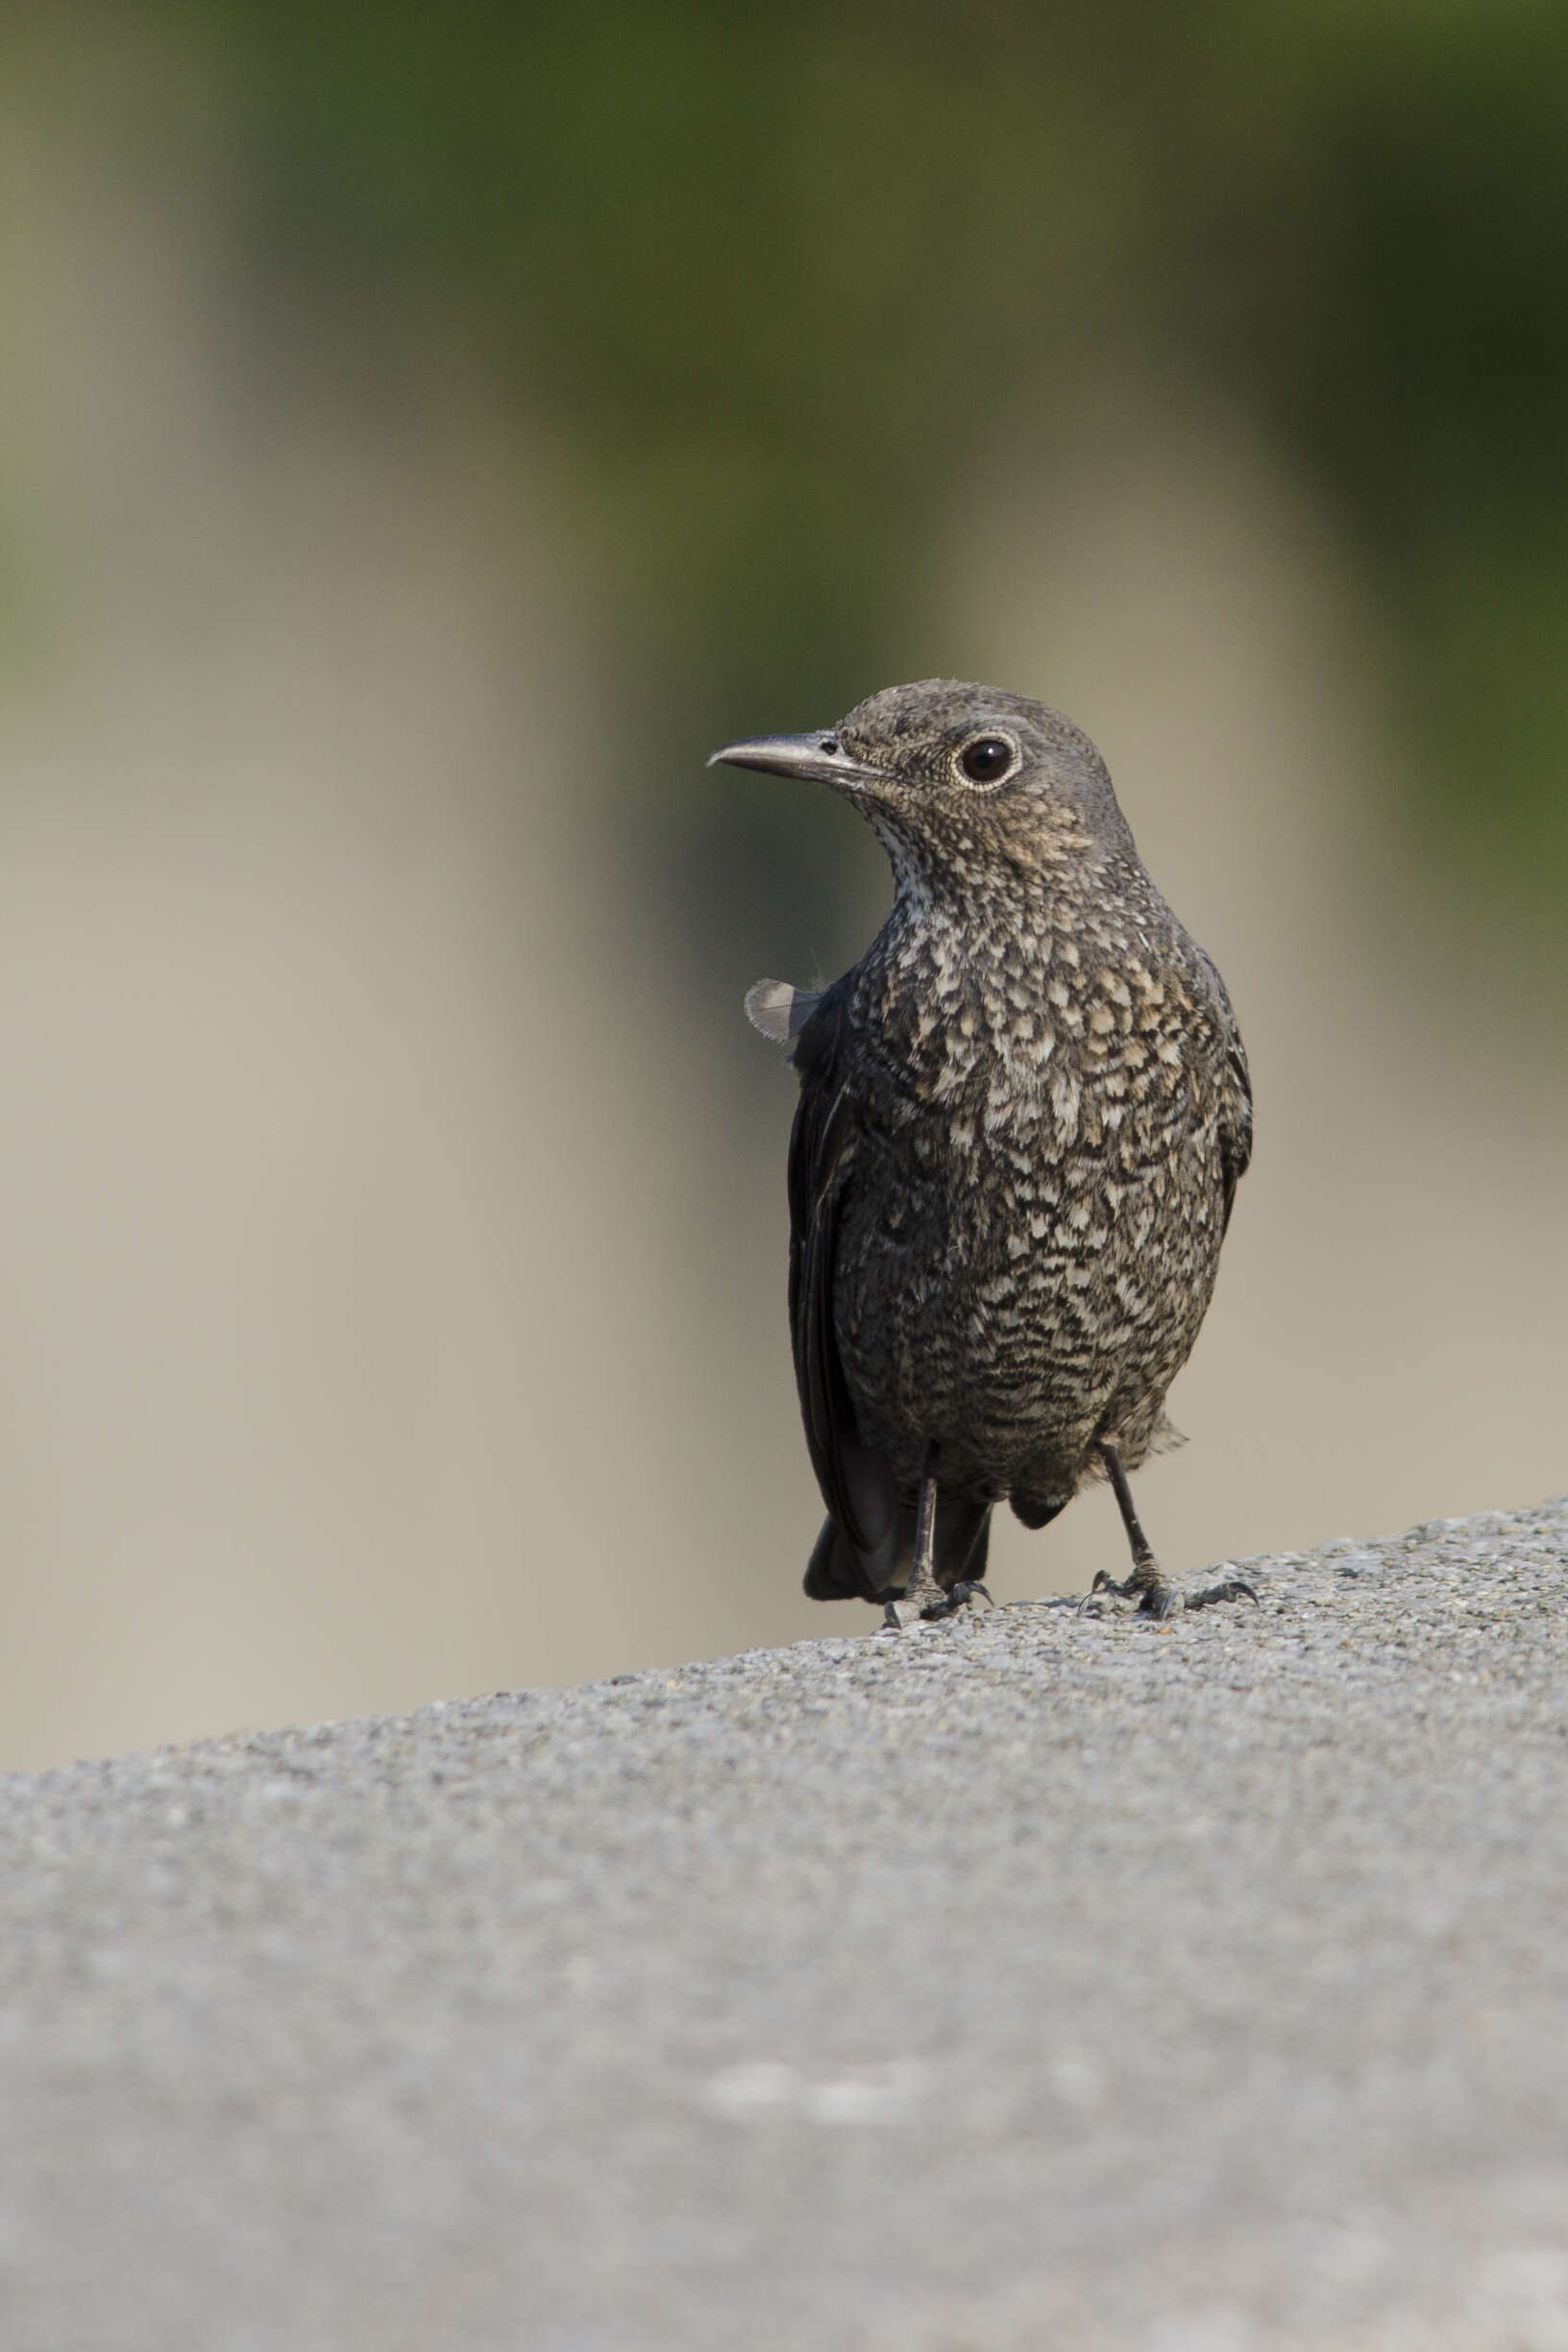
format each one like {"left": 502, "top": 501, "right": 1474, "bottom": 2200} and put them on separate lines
{"left": 1, "top": 12, "right": 1564, "bottom": 1770}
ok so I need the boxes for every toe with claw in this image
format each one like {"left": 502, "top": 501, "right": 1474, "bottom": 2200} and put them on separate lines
{"left": 1187, "top": 1573, "right": 1259, "bottom": 1611}
{"left": 1080, "top": 1565, "right": 1259, "bottom": 1618}
{"left": 880, "top": 1579, "right": 995, "bottom": 1632}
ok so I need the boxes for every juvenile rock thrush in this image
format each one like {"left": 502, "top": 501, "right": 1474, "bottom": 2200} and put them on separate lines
{"left": 711, "top": 680, "right": 1255, "bottom": 1625}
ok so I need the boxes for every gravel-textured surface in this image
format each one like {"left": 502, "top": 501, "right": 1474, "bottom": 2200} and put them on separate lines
{"left": 4, "top": 1503, "right": 1568, "bottom": 2351}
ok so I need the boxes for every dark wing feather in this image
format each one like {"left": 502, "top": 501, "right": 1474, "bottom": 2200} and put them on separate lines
{"left": 785, "top": 978, "right": 875, "bottom": 1552}
{"left": 1219, "top": 1027, "right": 1253, "bottom": 1237}
{"left": 1192, "top": 943, "right": 1253, "bottom": 1237}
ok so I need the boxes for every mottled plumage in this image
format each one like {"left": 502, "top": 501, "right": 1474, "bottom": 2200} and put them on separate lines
{"left": 713, "top": 680, "right": 1255, "bottom": 1621}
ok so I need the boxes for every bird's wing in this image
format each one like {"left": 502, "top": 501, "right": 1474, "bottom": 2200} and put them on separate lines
{"left": 1193, "top": 945, "right": 1253, "bottom": 1235}
{"left": 785, "top": 979, "right": 887, "bottom": 1555}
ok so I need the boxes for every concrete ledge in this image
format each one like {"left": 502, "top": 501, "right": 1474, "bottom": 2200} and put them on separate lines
{"left": 4, "top": 1501, "right": 1568, "bottom": 2350}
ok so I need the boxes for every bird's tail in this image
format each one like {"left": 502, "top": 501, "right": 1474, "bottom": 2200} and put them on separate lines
{"left": 803, "top": 1498, "right": 992, "bottom": 1604}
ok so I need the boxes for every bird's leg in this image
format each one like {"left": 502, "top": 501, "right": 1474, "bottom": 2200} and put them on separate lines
{"left": 1087, "top": 1439, "right": 1257, "bottom": 1618}
{"left": 1093, "top": 1439, "right": 1165, "bottom": 1609}
{"left": 883, "top": 1443, "right": 953, "bottom": 1629}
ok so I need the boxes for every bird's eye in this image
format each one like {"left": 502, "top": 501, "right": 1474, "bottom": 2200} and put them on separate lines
{"left": 957, "top": 734, "right": 1015, "bottom": 786}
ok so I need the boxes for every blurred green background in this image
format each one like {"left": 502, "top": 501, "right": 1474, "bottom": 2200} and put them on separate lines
{"left": 213, "top": 0, "right": 1568, "bottom": 935}
{"left": 2, "top": 4, "right": 1564, "bottom": 1767}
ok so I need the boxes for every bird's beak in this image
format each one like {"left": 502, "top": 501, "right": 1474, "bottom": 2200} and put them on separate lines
{"left": 707, "top": 732, "right": 884, "bottom": 792}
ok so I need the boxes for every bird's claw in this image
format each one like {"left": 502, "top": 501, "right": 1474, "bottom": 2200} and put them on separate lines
{"left": 881, "top": 1580, "right": 995, "bottom": 1632}
{"left": 1079, "top": 1568, "right": 1258, "bottom": 1619}
{"left": 1188, "top": 1576, "right": 1259, "bottom": 1610}
{"left": 948, "top": 1580, "right": 995, "bottom": 1611}
{"left": 1078, "top": 1566, "right": 1169, "bottom": 1617}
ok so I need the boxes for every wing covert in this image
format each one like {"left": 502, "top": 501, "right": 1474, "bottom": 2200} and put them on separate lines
{"left": 785, "top": 980, "right": 875, "bottom": 1550}
{"left": 1192, "top": 943, "right": 1253, "bottom": 1235}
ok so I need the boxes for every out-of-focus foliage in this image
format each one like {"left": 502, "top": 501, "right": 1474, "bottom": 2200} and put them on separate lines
{"left": 33, "top": 2, "right": 1568, "bottom": 937}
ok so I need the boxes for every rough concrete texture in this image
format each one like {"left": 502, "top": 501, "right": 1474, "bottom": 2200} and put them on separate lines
{"left": 3, "top": 1502, "right": 1567, "bottom": 2352}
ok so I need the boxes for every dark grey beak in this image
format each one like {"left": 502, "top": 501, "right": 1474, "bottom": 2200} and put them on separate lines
{"left": 707, "top": 731, "right": 884, "bottom": 791}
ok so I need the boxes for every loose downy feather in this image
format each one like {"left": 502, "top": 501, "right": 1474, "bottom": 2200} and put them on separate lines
{"left": 744, "top": 978, "right": 821, "bottom": 1043}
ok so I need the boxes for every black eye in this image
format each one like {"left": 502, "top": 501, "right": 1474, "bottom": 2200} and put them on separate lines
{"left": 958, "top": 735, "right": 1014, "bottom": 785}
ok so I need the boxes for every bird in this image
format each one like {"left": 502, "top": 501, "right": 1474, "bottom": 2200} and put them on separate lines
{"left": 710, "top": 678, "right": 1256, "bottom": 1628}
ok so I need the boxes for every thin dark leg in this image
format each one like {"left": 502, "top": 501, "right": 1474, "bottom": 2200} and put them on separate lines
{"left": 1087, "top": 1439, "right": 1258, "bottom": 1619}
{"left": 912, "top": 1445, "right": 939, "bottom": 1584}
{"left": 882, "top": 1443, "right": 946, "bottom": 1629}
{"left": 946, "top": 1509, "right": 994, "bottom": 1614}
{"left": 1098, "top": 1440, "right": 1159, "bottom": 1582}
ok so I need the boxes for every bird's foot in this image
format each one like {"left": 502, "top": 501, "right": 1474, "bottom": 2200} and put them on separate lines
{"left": 1079, "top": 1565, "right": 1257, "bottom": 1620}
{"left": 881, "top": 1580, "right": 994, "bottom": 1632}
{"left": 1077, "top": 1567, "right": 1165, "bottom": 1618}
{"left": 1187, "top": 1572, "right": 1259, "bottom": 1611}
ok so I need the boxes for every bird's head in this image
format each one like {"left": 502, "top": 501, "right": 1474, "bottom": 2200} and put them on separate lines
{"left": 709, "top": 679, "right": 1134, "bottom": 895}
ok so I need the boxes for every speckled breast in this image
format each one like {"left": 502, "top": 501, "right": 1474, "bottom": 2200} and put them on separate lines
{"left": 832, "top": 1010, "right": 1231, "bottom": 1503}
